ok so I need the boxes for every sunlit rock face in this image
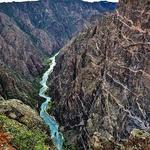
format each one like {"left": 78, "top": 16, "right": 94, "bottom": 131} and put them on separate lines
{"left": 49, "top": 0, "right": 150, "bottom": 149}
{"left": 0, "top": 99, "right": 45, "bottom": 129}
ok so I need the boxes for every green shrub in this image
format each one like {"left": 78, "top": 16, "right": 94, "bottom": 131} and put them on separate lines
{"left": 0, "top": 115, "right": 49, "bottom": 150}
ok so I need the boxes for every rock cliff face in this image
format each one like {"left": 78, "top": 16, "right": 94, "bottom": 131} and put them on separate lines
{"left": 0, "top": 65, "right": 39, "bottom": 106}
{"left": 49, "top": 0, "right": 150, "bottom": 149}
{"left": 0, "top": 12, "right": 43, "bottom": 79}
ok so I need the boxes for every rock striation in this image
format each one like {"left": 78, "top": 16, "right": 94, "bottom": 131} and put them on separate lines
{"left": 49, "top": 0, "right": 150, "bottom": 149}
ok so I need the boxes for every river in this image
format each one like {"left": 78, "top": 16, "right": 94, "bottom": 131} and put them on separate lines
{"left": 39, "top": 52, "right": 64, "bottom": 150}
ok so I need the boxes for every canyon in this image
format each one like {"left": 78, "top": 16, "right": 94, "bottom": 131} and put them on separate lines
{"left": 0, "top": 0, "right": 150, "bottom": 150}
{"left": 0, "top": 0, "right": 116, "bottom": 104}
{"left": 0, "top": 0, "right": 116, "bottom": 79}
{"left": 0, "top": 0, "right": 117, "bottom": 149}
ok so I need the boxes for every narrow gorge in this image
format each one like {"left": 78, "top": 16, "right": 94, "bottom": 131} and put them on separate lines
{"left": 39, "top": 53, "right": 64, "bottom": 150}
{"left": 0, "top": 0, "right": 149, "bottom": 150}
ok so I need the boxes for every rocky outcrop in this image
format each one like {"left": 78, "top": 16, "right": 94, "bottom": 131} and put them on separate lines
{"left": 0, "top": 99, "right": 54, "bottom": 150}
{"left": 0, "top": 99, "right": 45, "bottom": 129}
{"left": 49, "top": 0, "right": 150, "bottom": 149}
{"left": 91, "top": 129, "right": 150, "bottom": 150}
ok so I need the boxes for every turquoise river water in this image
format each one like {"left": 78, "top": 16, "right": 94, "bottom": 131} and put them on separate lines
{"left": 39, "top": 53, "right": 64, "bottom": 150}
